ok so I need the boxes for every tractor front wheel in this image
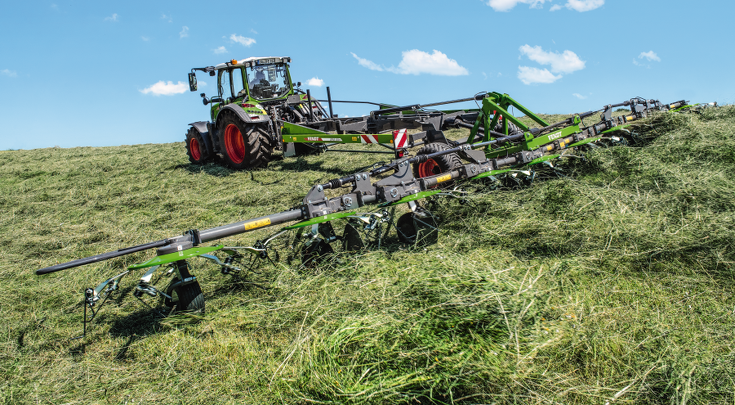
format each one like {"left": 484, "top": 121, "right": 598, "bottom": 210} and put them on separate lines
{"left": 218, "top": 112, "right": 273, "bottom": 169}
{"left": 185, "top": 127, "right": 210, "bottom": 164}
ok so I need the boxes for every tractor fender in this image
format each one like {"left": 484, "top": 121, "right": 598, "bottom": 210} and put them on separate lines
{"left": 188, "top": 121, "right": 214, "bottom": 155}
{"left": 216, "top": 104, "right": 272, "bottom": 128}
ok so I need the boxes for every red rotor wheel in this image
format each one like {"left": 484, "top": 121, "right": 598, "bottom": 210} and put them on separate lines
{"left": 417, "top": 158, "right": 442, "bottom": 178}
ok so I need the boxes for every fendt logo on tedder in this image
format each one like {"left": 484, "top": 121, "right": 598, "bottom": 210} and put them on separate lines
{"left": 548, "top": 131, "right": 563, "bottom": 141}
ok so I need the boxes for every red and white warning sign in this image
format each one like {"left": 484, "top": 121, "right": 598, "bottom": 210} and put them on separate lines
{"left": 392, "top": 128, "right": 408, "bottom": 149}
{"left": 360, "top": 134, "right": 379, "bottom": 144}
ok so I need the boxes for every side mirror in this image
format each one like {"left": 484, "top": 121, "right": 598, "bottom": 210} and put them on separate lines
{"left": 200, "top": 93, "right": 209, "bottom": 105}
{"left": 188, "top": 73, "right": 198, "bottom": 92}
{"left": 297, "top": 82, "right": 301, "bottom": 88}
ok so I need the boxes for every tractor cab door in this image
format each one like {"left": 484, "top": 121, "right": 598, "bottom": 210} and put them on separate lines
{"left": 218, "top": 68, "right": 247, "bottom": 104}
{"left": 213, "top": 68, "right": 248, "bottom": 121}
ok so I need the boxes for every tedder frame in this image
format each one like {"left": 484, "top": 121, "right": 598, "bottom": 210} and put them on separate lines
{"left": 34, "top": 89, "right": 716, "bottom": 336}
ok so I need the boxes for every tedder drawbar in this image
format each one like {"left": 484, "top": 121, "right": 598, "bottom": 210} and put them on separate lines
{"left": 36, "top": 91, "right": 712, "bottom": 335}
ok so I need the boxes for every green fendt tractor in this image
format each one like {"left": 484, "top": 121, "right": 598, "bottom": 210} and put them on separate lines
{"left": 186, "top": 56, "right": 327, "bottom": 169}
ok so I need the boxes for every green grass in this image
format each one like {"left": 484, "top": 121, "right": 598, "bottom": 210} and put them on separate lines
{"left": 1, "top": 107, "right": 734, "bottom": 404}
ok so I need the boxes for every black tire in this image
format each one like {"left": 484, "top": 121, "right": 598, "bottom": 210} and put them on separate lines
{"left": 396, "top": 211, "right": 439, "bottom": 246}
{"left": 164, "top": 277, "right": 205, "bottom": 313}
{"left": 342, "top": 222, "right": 365, "bottom": 252}
{"left": 301, "top": 240, "right": 334, "bottom": 268}
{"left": 493, "top": 119, "right": 523, "bottom": 135}
{"left": 412, "top": 142, "right": 463, "bottom": 180}
{"left": 185, "top": 127, "right": 211, "bottom": 164}
{"left": 217, "top": 111, "right": 273, "bottom": 169}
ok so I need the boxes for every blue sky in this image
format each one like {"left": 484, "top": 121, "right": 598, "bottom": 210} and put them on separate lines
{"left": 1, "top": 0, "right": 732, "bottom": 150}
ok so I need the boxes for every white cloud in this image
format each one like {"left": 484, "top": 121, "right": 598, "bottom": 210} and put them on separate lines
{"left": 180, "top": 26, "right": 189, "bottom": 39}
{"left": 550, "top": 4, "right": 562, "bottom": 11}
{"left": 518, "top": 66, "right": 562, "bottom": 84}
{"left": 1, "top": 69, "right": 18, "bottom": 78}
{"left": 390, "top": 49, "right": 469, "bottom": 76}
{"left": 638, "top": 51, "right": 660, "bottom": 62}
{"left": 230, "top": 34, "right": 256, "bottom": 47}
{"left": 250, "top": 28, "right": 258, "bottom": 34}
{"left": 352, "top": 50, "right": 468, "bottom": 76}
{"left": 487, "top": 0, "right": 548, "bottom": 11}
{"left": 351, "top": 53, "right": 384, "bottom": 71}
{"left": 141, "top": 36, "right": 150, "bottom": 42}
{"left": 573, "top": 93, "right": 587, "bottom": 99}
{"left": 50, "top": 4, "right": 59, "bottom": 11}
{"left": 517, "top": 45, "right": 584, "bottom": 85}
{"left": 140, "top": 81, "right": 188, "bottom": 96}
{"left": 519, "top": 45, "right": 585, "bottom": 74}
{"left": 482, "top": 72, "right": 488, "bottom": 80}
{"left": 565, "top": 0, "right": 604, "bottom": 11}
{"left": 199, "top": 81, "right": 207, "bottom": 87}
{"left": 307, "top": 77, "right": 324, "bottom": 87}
{"left": 213, "top": 46, "right": 228, "bottom": 54}
{"left": 104, "top": 13, "right": 118, "bottom": 22}
{"left": 162, "top": 14, "right": 172, "bottom": 22}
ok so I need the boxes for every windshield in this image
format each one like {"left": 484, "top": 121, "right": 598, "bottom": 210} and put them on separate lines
{"left": 246, "top": 63, "right": 290, "bottom": 100}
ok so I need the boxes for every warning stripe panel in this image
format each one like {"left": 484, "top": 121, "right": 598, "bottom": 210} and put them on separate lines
{"left": 393, "top": 129, "right": 407, "bottom": 149}
{"left": 361, "top": 135, "right": 379, "bottom": 144}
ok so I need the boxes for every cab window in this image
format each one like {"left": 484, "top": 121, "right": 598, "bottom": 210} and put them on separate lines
{"left": 246, "top": 63, "right": 290, "bottom": 100}
{"left": 218, "top": 69, "right": 232, "bottom": 100}
{"left": 232, "top": 68, "right": 246, "bottom": 99}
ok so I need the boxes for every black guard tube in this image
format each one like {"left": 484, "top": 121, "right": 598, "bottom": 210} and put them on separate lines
{"left": 36, "top": 239, "right": 171, "bottom": 275}
{"left": 371, "top": 104, "right": 420, "bottom": 116}
{"left": 37, "top": 209, "right": 305, "bottom": 275}
{"left": 199, "top": 209, "right": 304, "bottom": 242}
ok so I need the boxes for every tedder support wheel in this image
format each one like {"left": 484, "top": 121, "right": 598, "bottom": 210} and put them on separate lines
{"left": 185, "top": 127, "right": 211, "bottom": 164}
{"left": 396, "top": 211, "right": 439, "bottom": 246}
{"left": 217, "top": 111, "right": 273, "bottom": 169}
{"left": 164, "top": 261, "right": 205, "bottom": 313}
{"left": 412, "top": 142, "right": 463, "bottom": 182}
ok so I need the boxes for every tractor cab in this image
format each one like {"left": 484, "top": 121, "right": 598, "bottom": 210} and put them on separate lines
{"left": 189, "top": 56, "right": 295, "bottom": 121}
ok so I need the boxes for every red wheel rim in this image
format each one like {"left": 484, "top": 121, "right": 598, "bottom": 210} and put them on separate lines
{"left": 224, "top": 124, "right": 245, "bottom": 164}
{"left": 417, "top": 158, "right": 441, "bottom": 178}
{"left": 190, "top": 138, "right": 201, "bottom": 161}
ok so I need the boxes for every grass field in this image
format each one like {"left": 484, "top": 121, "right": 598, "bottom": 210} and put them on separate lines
{"left": 1, "top": 107, "right": 734, "bottom": 404}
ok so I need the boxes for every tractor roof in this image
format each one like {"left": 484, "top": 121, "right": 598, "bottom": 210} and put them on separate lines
{"left": 214, "top": 56, "right": 291, "bottom": 70}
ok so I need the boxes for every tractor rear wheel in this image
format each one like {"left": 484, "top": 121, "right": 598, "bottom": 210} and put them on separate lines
{"left": 218, "top": 112, "right": 273, "bottom": 169}
{"left": 412, "top": 142, "right": 463, "bottom": 181}
{"left": 185, "top": 127, "right": 210, "bottom": 164}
